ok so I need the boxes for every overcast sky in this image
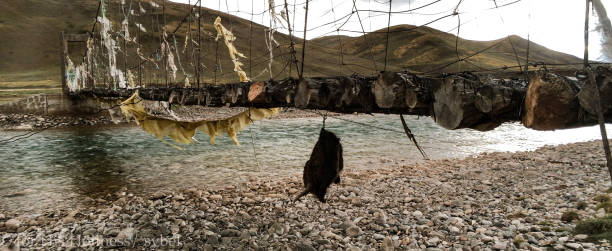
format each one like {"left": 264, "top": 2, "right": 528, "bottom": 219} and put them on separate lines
{"left": 169, "top": 0, "right": 612, "bottom": 61}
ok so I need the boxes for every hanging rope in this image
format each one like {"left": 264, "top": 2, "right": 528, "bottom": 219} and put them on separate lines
{"left": 351, "top": 0, "right": 378, "bottom": 73}
{"left": 453, "top": 0, "right": 464, "bottom": 73}
{"left": 383, "top": 0, "right": 392, "bottom": 72}
{"left": 492, "top": 0, "right": 523, "bottom": 74}
{"left": 425, "top": 39, "right": 505, "bottom": 74}
{"left": 249, "top": 0, "right": 254, "bottom": 77}
{"left": 284, "top": 0, "right": 300, "bottom": 78}
{"left": 525, "top": 0, "right": 531, "bottom": 82}
{"left": 583, "top": 0, "right": 612, "bottom": 183}
{"left": 321, "top": 111, "right": 328, "bottom": 128}
{"left": 197, "top": 0, "right": 202, "bottom": 87}
{"left": 299, "top": 0, "right": 310, "bottom": 80}
{"left": 247, "top": 107, "right": 262, "bottom": 169}
{"left": 305, "top": 110, "right": 429, "bottom": 161}
{"left": 400, "top": 114, "right": 429, "bottom": 160}
{"left": 455, "top": 14, "right": 461, "bottom": 73}
{"left": 162, "top": 0, "right": 169, "bottom": 87}
{"left": 90, "top": 1, "right": 102, "bottom": 36}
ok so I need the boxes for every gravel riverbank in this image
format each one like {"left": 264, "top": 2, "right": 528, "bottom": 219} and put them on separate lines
{"left": 0, "top": 114, "right": 116, "bottom": 130}
{"left": 1, "top": 140, "right": 611, "bottom": 250}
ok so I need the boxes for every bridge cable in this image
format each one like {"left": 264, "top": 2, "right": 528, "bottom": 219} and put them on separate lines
{"left": 454, "top": 1, "right": 463, "bottom": 73}
{"left": 492, "top": 0, "right": 524, "bottom": 74}
{"left": 351, "top": 0, "right": 378, "bottom": 74}
{"left": 249, "top": 0, "right": 254, "bottom": 77}
{"left": 383, "top": 0, "right": 392, "bottom": 72}
{"left": 284, "top": 0, "right": 300, "bottom": 78}
{"left": 518, "top": 0, "right": 532, "bottom": 118}
{"left": 163, "top": 0, "right": 169, "bottom": 87}
{"left": 338, "top": 11, "right": 456, "bottom": 34}
{"left": 197, "top": 0, "right": 202, "bottom": 87}
{"left": 299, "top": 0, "right": 310, "bottom": 80}
{"left": 214, "top": 0, "right": 220, "bottom": 84}
{"left": 302, "top": 109, "right": 430, "bottom": 160}
{"left": 425, "top": 39, "right": 506, "bottom": 74}
{"left": 90, "top": 1, "right": 102, "bottom": 36}
{"left": 525, "top": 3, "right": 531, "bottom": 82}
{"left": 247, "top": 107, "right": 262, "bottom": 170}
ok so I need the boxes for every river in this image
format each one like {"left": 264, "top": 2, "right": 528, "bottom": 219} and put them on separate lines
{"left": 1, "top": 114, "right": 610, "bottom": 214}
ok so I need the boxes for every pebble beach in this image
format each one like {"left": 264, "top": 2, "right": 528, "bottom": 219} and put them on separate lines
{"left": 1, "top": 140, "right": 611, "bottom": 250}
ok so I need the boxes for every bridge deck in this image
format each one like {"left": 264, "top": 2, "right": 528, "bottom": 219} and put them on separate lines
{"left": 70, "top": 68, "right": 612, "bottom": 131}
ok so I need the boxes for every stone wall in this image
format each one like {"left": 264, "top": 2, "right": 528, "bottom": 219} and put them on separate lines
{"left": 0, "top": 94, "right": 111, "bottom": 116}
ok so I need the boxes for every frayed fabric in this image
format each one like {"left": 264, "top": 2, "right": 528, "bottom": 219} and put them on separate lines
{"left": 214, "top": 16, "right": 249, "bottom": 82}
{"left": 120, "top": 92, "right": 278, "bottom": 149}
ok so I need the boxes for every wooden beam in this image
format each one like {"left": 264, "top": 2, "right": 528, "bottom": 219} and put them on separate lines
{"left": 70, "top": 68, "right": 612, "bottom": 131}
{"left": 522, "top": 70, "right": 581, "bottom": 130}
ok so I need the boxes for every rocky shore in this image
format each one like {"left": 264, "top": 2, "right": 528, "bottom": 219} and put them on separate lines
{"left": 1, "top": 140, "right": 611, "bottom": 250}
{"left": 0, "top": 113, "right": 116, "bottom": 130}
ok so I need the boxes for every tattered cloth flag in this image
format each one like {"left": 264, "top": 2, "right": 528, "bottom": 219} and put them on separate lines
{"left": 214, "top": 16, "right": 249, "bottom": 82}
{"left": 119, "top": 91, "right": 278, "bottom": 149}
{"left": 295, "top": 128, "right": 344, "bottom": 203}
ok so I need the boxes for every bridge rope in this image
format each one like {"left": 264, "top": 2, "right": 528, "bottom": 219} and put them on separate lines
{"left": 351, "top": 0, "right": 378, "bottom": 74}
{"left": 383, "top": 0, "right": 392, "bottom": 72}
{"left": 299, "top": 0, "right": 309, "bottom": 80}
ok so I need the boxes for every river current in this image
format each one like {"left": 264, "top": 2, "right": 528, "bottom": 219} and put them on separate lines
{"left": 1, "top": 114, "right": 610, "bottom": 214}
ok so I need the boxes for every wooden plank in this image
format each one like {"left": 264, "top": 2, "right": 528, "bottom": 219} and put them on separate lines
{"left": 522, "top": 70, "right": 581, "bottom": 130}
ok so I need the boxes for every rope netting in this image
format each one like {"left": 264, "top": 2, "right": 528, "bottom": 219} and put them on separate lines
{"left": 66, "top": 0, "right": 612, "bottom": 93}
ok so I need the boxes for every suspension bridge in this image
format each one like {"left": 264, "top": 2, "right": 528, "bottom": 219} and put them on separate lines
{"left": 59, "top": 0, "right": 610, "bottom": 129}
{"left": 53, "top": 0, "right": 612, "bottom": 169}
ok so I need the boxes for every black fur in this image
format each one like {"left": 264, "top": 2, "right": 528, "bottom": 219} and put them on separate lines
{"left": 295, "top": 128, "right": 344, "bottom": 203}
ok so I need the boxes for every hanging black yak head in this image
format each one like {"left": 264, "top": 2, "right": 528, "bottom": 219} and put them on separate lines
{"left": 295, "top": 128, "right": 344, "bottom": 203}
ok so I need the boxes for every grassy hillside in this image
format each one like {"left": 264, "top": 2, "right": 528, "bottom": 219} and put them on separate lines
{"left": 0, "top": 0, "right": 382, "bottom": 85}
{"left": 0, "top": 0, "right": 581, "bottom": 104}
{"left": 312, "top": 25, "right": 582, "bottom": 73}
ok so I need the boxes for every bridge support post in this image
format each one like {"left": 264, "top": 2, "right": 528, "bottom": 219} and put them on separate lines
{"left": 60, "top": 31, "right": 68, "bottom": 94}
{"left": 59, "top": 32, "right": 92, "bottom": 93}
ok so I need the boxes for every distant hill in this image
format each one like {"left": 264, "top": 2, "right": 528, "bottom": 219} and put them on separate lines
{"left": 0, "top": 0, "right": 581, "bottom": 103}
{"left": 312, "top": 25, "right": 582, "bottom": 74}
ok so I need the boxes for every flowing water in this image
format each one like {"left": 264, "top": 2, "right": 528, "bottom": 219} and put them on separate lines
{"left": 1, "top": 114, "right": 610, "bottom": 214}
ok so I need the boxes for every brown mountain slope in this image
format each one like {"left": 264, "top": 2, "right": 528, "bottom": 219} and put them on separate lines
{"left": 0, "top": 0, "right": 581, "bottom": 104}
{"left": 0, "top": 0, "right": 382, "bottom": 88}
{"left": 312, "top": 25, "right": 582, "bottom": 73}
